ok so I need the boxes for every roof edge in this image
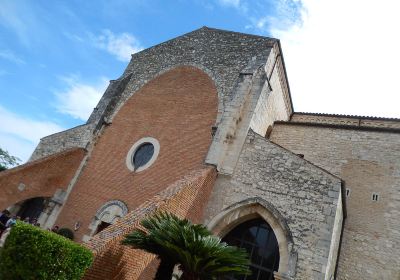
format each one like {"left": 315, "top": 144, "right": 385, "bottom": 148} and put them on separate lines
{"left": 294, "top": 112, "right": 400, "bottom": 122}
{"left": 0, "top": 147, "right": 87, "bottom": 177}
{"left": 274, "top": 121, "right": 400, "bottom": 134}
{"left": 275, "top": 40, "right": 295, "bottom": 113}
{"left": 130, "top": 26, "right": 277, "bottom": 59}
{"left": 255, "top": 132, "right": 343, "bottom": 182}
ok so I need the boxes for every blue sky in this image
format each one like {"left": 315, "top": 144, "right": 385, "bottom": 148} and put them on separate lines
{"left": 1, "top": 0, "right": 400, "bottom": 162}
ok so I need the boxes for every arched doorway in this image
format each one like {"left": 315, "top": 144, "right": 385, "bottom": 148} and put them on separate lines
{"left": 92, "top": 201, "right": 127, "bottom": 234}
{"left": 221, "top": 218, "right": 279, "bottom": 280}
{"left": 5, "top": 196, "right": 62, "bottom": 229}
{"left": 7, "top": 197, "right": 51, "bottom": 222}
{"left": 16, "top": 197, "right": 46, "bottom": 220}
{"left": 84, "top": 200, "right": 128, "bottom": 241}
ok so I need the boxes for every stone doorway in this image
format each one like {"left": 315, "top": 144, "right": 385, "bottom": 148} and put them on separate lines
{"left": 16, "top": 197, "right": 46, "bottom": 220}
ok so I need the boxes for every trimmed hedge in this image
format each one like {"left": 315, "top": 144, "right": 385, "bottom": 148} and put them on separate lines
{"left": 58, "top": 227, "right": 75, "bottom": 240}
{"left": 0, "top": 222, "right": 93, "bottom": 280}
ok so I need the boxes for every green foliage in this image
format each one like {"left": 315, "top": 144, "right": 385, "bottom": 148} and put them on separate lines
{"left": 122, "top": 212, "right": 250, "bottom": 280}
{"left": 0, "top": 147, "right": 21, "bottom": 170}
{"left": 58, "top": 228, "right": 75, "bottom": 240}
{"left": 0, "top": 222, "right": 93, "bottom": 280}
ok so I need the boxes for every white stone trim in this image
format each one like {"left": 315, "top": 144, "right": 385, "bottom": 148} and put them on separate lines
{"left": 125, "top": 137, "right": 160, "bottom": 172}
{"left": 85, "top": 200, "right": 129, "bottom": 241}
{"left": 207, "top": 198, "right": 296, "bottom": 279}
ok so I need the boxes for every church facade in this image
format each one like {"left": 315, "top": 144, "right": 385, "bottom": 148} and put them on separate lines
{"left": 1, "top": 27, "right": 399, "bottom": 280}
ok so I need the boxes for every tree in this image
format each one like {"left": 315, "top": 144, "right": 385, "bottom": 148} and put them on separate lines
{"left": 122, "top": 212, "right": 250, "bottom": 280}
{"left": 0, "top": 148, "right": 21, "bottom": 171}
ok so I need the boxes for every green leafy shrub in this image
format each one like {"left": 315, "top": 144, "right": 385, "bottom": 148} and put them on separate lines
{"left": 58, "top": 227, "right": 75, "bottom": 240}
{"left": 122, "top": 212, "right": 250, "bottom": 279}
{"left": 0, "top": 222, "right": 93, "bottom": 280}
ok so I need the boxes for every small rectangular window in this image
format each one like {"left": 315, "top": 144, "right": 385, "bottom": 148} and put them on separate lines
{"left": 346, "top": 188, "right": 351, "bottom": 197}
{"left": 372, "top": 193, "right": 379, "bottom": 201}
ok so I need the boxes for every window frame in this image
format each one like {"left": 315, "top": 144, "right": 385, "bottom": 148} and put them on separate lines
{"left": 221, "top": 218, "right": 280, "bottom": 280}
{"left": 126, "top": 137, "right": 160, "bottom": 172}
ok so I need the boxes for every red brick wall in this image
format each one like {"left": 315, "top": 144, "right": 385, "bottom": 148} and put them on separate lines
{"left": 0, "top": 148, "right": 86, "bottom": 210}
{"left": 83, "top": 167, "right": 217, "bottom": 280}
{"left": 56, "top": 66, "right": 218, "bottom": 240}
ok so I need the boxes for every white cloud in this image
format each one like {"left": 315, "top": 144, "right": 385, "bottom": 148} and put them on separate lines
{"left": 255, "top": 17, "right": 267, "bottom": 29}
{"left": 54, "top": 76, "right": 108, "bottom": 121}
{"left": 92, "top": 29, "right": 143, "bottom": 62}
{"left": 63, "top": 32, "right": 84, "bottom": 42}
{"left": 217, "top": 0, "right": 248, "bottom": 13}
{"left": 0, "top": 1, "right": 29, "bottom": 45}
{"left": 0, "top": 0, "right": 43, "bottom": 46}
{"left": 219, "top": 0, "right": 241, "bottom": 8}
{"left": 0, "top": 105, "right": 64, "bottom": 162}
{"left": 0, "top": 134, "right": 33, "bottom": 165}
{"left": 0, "top": 49, "right": 25, "bottom": 64}
{"left": 269, "top": 0, "right": 400, "bottom": 117}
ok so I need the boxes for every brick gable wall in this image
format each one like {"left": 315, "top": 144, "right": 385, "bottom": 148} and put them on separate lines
{"left": 55, "top": 66, "right": 218, "bottom": 241}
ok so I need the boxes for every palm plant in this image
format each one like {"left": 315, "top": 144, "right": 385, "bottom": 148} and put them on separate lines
{"left": 122, "top": 212, "right": 250, "bottom": 280}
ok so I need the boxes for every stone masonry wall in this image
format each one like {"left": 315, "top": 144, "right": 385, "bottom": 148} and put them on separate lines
{"left": 28, "top": 27, "right": 291, "bottom": 165}
{"left": 95, "top": 27, "right": 281, "bottom": 126}
{"left": 204, "top": 130, "right": 343, "bottom": 280}
{"left": 251, "top": 46, "right": 292, "bottom": 137}
{"left": 270, "top": 123, "right": 400, "bottom": 279}
{"left": 205, "top": 44, "right": 292, "bottom": 175}
{"left": 29, "top": 123, "right": 95, "bottom": 161}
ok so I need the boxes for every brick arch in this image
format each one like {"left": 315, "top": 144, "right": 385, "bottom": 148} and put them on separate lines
{"left": 111, "top": 64, "right": 224, "bottom": 124}
{"left": 56, "top": 66, "right": 219, "bottom": 241}
{"left": 207, "top": 197, "right": 296, "bottom": 279}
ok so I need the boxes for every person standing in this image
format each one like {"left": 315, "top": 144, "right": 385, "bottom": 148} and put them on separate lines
{"left": 0, "top": 216, "right": 16, "bottom": 247}
{"left": 51, "top": 225, "right": 59, "bottom": 233}
{"left": 5, "top": 215, "right": 17, "bottom": 228}
{"left": 0, "top": 210, "right": 10, "bottom": 238}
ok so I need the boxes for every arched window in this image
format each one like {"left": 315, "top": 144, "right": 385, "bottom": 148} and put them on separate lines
{"left": 221, "top": 218, "right": 279, "bottom": 280}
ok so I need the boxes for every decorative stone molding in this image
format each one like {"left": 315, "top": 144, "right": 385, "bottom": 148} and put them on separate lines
{"left": 17, "top": 183, "right": 26, "bottom": 191}
{"left": 207, "top": 197, "right": 297, "bottom": 278}
{"left": 95, "top": 200, "right": 128, "bottom": 218}
{"left": 85, "top": 200, "right": 129, "bottom": 241}
{"left": 126, "top": 137, "right": 160, "bottom": 172}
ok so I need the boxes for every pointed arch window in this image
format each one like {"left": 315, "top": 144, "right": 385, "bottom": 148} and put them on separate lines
{"left": 221, "top": 218, "right": 280, "bottom": 280}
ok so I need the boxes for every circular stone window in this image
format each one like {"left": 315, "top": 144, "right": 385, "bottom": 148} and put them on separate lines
{"left": 126, "top": 137, "right": 160, "bottom": 172}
